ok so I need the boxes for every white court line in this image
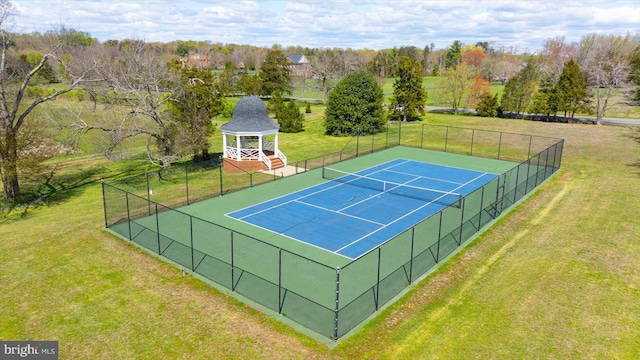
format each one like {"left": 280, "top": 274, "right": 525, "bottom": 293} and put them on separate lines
{"left": 294, "top": 199, "right": 386, "bottom": 226}
{"left": 383, "top": 168, "right": 465, "bottom": 185}
{"left": 334, "top": 171, "right": 490, "bottom": 254}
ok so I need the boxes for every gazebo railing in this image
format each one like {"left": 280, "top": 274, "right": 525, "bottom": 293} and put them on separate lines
{"left": 276, "top": 150, "right": 287, "bottom": 166}
{"left": 260, "top": 152, "right": 272, "bottom": 169}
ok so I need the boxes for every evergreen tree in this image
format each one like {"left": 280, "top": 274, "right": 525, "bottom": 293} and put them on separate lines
{"left": 324, "top": 70, "right": 385, "bottom": 136}
{"left": 476, "top": 93, "right": 500, "bottom": 117}
{"left": 267, "top": 90, "right": 285, "bottom": 117}
{"left": 556, "top": 59, "right": 588, "bottom": 119}
{"left": 277, "top": 101, "right": 304, "bottom": 133}
{"left": 389, "top": 56, "right": 427, "bottom": 121}
{"left": 445, "top": 40, "right": 463, "bottom": 68}
{"left": 500, "top": 58, "right": 540, "bottom": 118}
{"left": 259, "top": 49, "right": 292, "bottom": 96}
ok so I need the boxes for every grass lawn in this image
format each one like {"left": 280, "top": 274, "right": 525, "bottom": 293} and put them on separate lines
{"left": 1, "top": 107, "right": 639, "bottom": 358}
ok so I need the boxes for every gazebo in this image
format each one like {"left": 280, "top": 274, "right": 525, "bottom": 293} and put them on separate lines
{"left": 221, "top": 96, "right": 287, "bottom": 171}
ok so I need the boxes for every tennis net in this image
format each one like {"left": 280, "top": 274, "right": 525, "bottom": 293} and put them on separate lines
{"left": 322, "top": 166, "right": 463, "bottom": 208}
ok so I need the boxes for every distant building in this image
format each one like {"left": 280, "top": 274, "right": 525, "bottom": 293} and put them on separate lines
{"left": 286, "top": 54, "right": 311, "bottom": 78}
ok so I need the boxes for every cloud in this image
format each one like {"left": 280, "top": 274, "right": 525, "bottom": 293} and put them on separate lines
{"left": 12, "top": 0, "right": 640, "bottom": 51}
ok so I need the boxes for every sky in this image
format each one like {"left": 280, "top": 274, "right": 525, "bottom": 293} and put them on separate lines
{"left": 13, "top": 0, "right": 640, "bottom": 52}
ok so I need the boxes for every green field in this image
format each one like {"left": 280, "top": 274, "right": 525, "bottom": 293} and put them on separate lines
{"left": 1, "top": 103, "right": 639, "bottom": 358}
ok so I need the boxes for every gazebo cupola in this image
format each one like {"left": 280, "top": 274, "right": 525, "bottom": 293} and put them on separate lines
{"left": 221, "top": 96, "right": 287, "bottom": 171}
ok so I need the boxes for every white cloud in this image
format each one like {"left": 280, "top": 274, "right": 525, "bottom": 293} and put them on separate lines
{"left": 12, "top": 0, "right": 640, "bottom": 51}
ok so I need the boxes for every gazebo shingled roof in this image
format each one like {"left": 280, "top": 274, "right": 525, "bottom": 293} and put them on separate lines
{"left": 220, "top": 96, "right": 279, "bottom": 133}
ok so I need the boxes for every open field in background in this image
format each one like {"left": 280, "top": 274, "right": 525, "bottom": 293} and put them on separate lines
{"left": 1, "top": 100, "right": 639, "bottom": 358}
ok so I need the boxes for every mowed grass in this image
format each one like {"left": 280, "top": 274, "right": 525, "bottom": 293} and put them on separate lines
{"left": 1, "top": 109, "right": 639, "bottom": 358}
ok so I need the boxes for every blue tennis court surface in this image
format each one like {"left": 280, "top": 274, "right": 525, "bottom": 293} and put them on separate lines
{"left": 227, "top": 159, "right": 498, "bottom": 259}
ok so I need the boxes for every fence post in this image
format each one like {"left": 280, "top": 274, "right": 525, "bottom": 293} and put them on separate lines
{"left": 231, "top": 231, "right": 235, "bottom": 291}
{"left": 497, "top": 132, "right": 503, "bottom": 160}
{"left": 155, "top": 203, "right": 161, "bottom": 254}
{"left": 185, "top": 166, "right": 190, "bottom": 205}
{"left": 420, "top": 123, "right": 424, "bottom": 149}
{"left": 409, "top": 227, "right": 415, "bottom": 283}
{"left": 190, "top": 216, "right": 195, "bottom": 271}
{"left": 458, "top": 196, "right": 466, "bottom": 246}
{"left": 513, "top": 164, "right": 521, "bottom": 204}
{"left": 333, "top": 267, "right": 341, "bottom": 341}
{"left": 470, "top": 129, "right": 475, "bottom": 156}
{"left": 101, "top": 180, "right": 108, "bottom": 228}
{"left": 125, "top": 192, "right": 132, "bottom": 241}
{"left": 436, "top": 211, "right": 443, "bottom": 263}
{"left": 527, "top": 135, "right": 532, "bottom": 160}
{"left": 278, "top": 249, "right": 283, "bottom": 313}
{"left": 356, "top": 131, "right": 360, "bottom": 157}
{"left": 375, "top": 247, "right": 381, "bottom": 310}
{"left": 146, "top": 172, "right": 151, "bottom": 215}
{"left": 371, "top": 132, "right": 375, "bottom": 154}
{"left": 398, "top": 120, "right": 402, "bottom": 146}
{"left": 444, "top": 126, "right": 449, "bottom": 152}
{"left": 219, "top": 160, "right": 224, "bottom": 196}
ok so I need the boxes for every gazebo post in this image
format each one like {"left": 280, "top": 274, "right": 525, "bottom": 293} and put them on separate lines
{"left": 222, "top": 134, "right": 228, "bottom": 157}
{"left": 235, "top": 135, "right": 241, "bottom": 161}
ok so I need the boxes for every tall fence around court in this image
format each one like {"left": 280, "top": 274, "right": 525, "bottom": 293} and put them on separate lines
{"left": 102, "top": 123, "right": 564, "bottom": 340}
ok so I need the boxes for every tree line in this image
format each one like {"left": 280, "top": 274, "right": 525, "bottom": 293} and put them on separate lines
{"left": 0, "top": 0, "right": 638, "bottom": 203}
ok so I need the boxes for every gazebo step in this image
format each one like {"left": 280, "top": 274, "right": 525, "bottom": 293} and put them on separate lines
{"left": 269, "top": 156, "right": 285, "bottom": 169}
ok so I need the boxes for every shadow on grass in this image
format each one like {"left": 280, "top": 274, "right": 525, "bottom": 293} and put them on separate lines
{"left": 626, "top": 128, "right": 640, "bottom": 176}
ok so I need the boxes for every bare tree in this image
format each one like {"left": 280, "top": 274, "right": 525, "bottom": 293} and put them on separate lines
{"left": 78, "top": 40, "right": 183, "bottom": 167}
{"left": 309, "top": 48, "right": 341, "bottom": 103}
{"left": 0, "top": 0, "right": 101, "bottom": 200}
{"left": 575, "top": 33, "right": 635, "bottom": 125}
{"left": 433, "top": 63, "right": 474, "bottom": 114}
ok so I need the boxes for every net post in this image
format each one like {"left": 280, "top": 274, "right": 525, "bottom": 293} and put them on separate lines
{"left": 155, "top": 203, "right": 161, "bottom": 254}
{"left": 101, "top": 180, "right": 108, "bottom": 228}
{"left": 333, "top": 266, "right": 341, "bottom": 341}
{"left": 125, "top": 192, "right": 132, "bottom": 241}
{"left": 189, "top": 216, "right": 195, "bottom": 271}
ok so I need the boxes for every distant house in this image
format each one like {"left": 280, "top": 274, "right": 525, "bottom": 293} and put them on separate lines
{"left": 286, "top": 54, "right": 311, "bottom": 78}
{"left": 180, "top": 52, "right": 210, "bottom": 69}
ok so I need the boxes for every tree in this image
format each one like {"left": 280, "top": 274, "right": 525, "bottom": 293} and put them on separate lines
{"left": 389, "top": 56, "right": 427, "bottom": 121}
{"left": 467, "top": 75, "right": 491, "bottom": 110}
{"left": 445, "top": 40, "right": 463, "bottom": 68}
{"left": 309, "top": 48, "right": 341, "bottom": 103}
{"left": 575, "top": 33, "right": 635, "bottom": 124}
{"left": 500, "top": 58, "right": 540, "bottom": 118}
{"left": 0, "top": 1, "right": 99, "bottom": 200}
{"left": 476, "top": 93, "right": 500, "bottom": 117}
{"left": 267, "top": 90, "right": 285, "bottom": 117}
{"left": 528, "top": 80, "right": 558, "bottom": 121}
{"left": 324, "top": 70, "right": 385, "bottom": 136}
{"left": 556, "top": 59, "right": 588, "bottom": 119}
{"left": 167, "top": 63, "right": 223, "bottom": 161}
{"left": 259, "top": 49, "right": 292, "bottom": 96}
{"left": 236, "top": 74, "right": 261, "bottom": 95}
{"left": 277, "top": 101, "right": 304, "bottom": 133}
{"left": 77, "top": 40, "right": 184, "bottom": 167}
{"left": 433, "top": 63, "right": 474, "bottom": 114}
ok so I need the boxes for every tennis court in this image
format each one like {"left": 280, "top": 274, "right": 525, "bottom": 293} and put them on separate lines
{"left": 227, "top": 159, "right": 497, "bottom": 259}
